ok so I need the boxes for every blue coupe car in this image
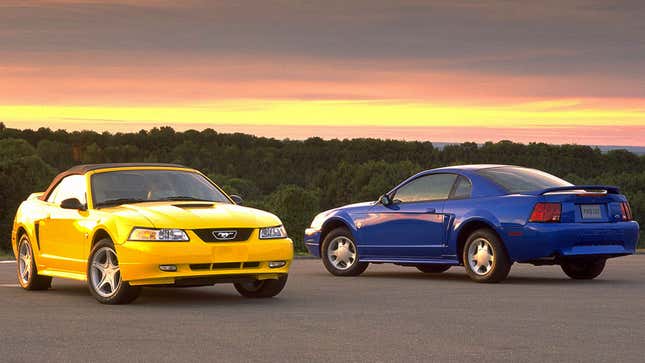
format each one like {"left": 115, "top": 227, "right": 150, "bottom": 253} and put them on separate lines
{"left": 304, "top": 165, "right": 639, "bottom": 282}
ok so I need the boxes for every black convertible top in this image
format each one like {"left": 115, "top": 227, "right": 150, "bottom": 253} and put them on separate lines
{"left": 39, "top": 163, "right": 188, "bottom": 201}
{"left": 64, "top": 163, "right": 187, "bottom": 174}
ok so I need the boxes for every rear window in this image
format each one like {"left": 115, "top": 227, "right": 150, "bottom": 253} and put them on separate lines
{"left": 477, "top": 166, "right": 572, "bottom": 194}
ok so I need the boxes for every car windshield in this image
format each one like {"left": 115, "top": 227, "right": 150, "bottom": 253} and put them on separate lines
{"left": 91, "top": 169, "right": 230, "bottom": 207}
{"left": 477, "top": 166, "right": 572, "bottom": 194}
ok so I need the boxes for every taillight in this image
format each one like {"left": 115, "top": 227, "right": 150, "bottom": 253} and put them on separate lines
{"left": 620, "top": 202, "right": 633, "bottom": 221}
{"left": 529, "top": 202, "right": 561, "bottom": 223}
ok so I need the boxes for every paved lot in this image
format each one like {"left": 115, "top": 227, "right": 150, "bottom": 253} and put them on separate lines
{"left": 1, "top": 257, "right": 644, "bottom": 362}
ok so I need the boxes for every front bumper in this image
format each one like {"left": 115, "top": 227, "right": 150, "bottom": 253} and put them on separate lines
{"left": 304, "top": 228, "right": 322, "bottom": 257}
{"left": 506, "top": 221, "right": 639, "bottom": 262}
{"left": 116, "top": 230, "right": 293, "bottom": 286}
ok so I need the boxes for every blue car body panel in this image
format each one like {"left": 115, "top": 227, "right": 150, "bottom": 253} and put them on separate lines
{"left": 305, "top": 165, "right": 640, "bottom": 264}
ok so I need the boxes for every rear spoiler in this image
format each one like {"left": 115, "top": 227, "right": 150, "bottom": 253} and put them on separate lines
{"left": 533, "top": 185, "right": 621, "bottom": 195}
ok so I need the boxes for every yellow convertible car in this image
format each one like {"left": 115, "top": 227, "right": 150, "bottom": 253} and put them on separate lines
{"left": 11, "top": 163, "right": 293, "bottom": 304}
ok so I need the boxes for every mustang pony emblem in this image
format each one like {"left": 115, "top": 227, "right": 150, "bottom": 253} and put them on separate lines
{"left": 213, "top": 230, "right": 237, "bottom": 240}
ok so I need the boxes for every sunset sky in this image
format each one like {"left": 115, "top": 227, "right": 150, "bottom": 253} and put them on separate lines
{"left": 1, "top": 0, "right": 644, "bottom": 145}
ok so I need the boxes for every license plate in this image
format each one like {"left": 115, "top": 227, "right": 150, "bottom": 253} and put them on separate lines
{"left": 580, "top": 204, "right": 602, "bottom": 219}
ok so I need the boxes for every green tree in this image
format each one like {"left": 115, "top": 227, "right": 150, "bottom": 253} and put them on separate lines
{"left": 264, "top": 185, "right": 321, "bottom": 251}
{"left": 37, "top": 139, "right": 73, "bottom": 169}
{"left": 0, "top": 154, "right": 56, "bottom": 251}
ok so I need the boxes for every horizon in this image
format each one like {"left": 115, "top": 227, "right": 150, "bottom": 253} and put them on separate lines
{"left": 3, "top": 122, "right": 645, "bottom": 152}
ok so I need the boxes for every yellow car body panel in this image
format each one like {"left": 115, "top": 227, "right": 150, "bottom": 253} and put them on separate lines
{"left": 12, "top": 165, "right": 293, "bottom": 286}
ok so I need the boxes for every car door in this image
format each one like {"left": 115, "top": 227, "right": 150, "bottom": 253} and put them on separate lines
{"left": 358, "top": 173, "right": 458, "bottom": 259}
{"left": 38, "top": 175, "right": 90, "bottom": 273}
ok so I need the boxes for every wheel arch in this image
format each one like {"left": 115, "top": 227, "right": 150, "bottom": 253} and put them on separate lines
{"left": 91, "top": 228, "right": 116, "bottom": 249}
{"left": 14, "top": 223, "right": 37, "bottom": 254}
{"left": 319, "top": 217, "right": 355, "bottom": 256}
{"left": 14, "top": 225, "right": 28, "bottom": 254}
{"left": 455, "top": 219, "right": 509, "bottom": 265}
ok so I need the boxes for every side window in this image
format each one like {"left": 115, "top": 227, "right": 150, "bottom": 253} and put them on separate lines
{"left": 393, "top": 174, "right": 458, "bottom": 203}
{"left": 47, "top": 175, "right": 87, "bottom": 206}
{"left": 451, "top": 176, "right": 472, "bottom": 199}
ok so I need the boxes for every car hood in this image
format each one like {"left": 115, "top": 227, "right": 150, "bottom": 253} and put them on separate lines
{"left": 335, "top": 201, "right": 375, "bottom": 213}
{"left": 316, "top": 201, "right": 375, "bottom": 219}
{"left": 106, "top": 201, "right": 282, "bottom": 229}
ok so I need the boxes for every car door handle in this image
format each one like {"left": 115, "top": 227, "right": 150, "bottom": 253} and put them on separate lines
{"left": 425, "top": 208, "right": 436, "bottom": 213}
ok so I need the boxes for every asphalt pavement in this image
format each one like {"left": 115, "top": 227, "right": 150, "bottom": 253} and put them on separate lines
{"left": 1, "top": 257, "right": 644, "bottom": 362}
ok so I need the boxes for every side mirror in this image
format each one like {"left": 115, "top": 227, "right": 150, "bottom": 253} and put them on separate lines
{"left": 379, "top": 194, "right": 392, "bottom": 206}
{"left": 60, "top": 198, "right": 87, "bottom": 211}
{"left": 230, "top": 194, "right": 243, "bottom": 205}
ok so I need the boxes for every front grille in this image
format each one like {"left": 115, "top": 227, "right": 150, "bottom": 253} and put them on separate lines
{"left": 189, "top": 262, "right": 261, "bottom": 271}
{"left": 213, "top": 262, "right": 241, "bottom": 269}
{"left": 189, "top": 263, "right": 211, "bottom": 271}
{"left": 193, "top": 228, "right": 254, "bottom": 242}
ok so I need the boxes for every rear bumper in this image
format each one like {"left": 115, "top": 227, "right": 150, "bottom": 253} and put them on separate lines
{"left": 115, "top": 231, "right": 293, "bottom": 285}
{"left": 506, "top": 221, "right": 639, "bottom": 262}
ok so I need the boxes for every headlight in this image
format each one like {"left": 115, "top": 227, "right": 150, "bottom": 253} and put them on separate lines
{"left": 259, "top": 225, "right": 287, "bottom": 239}
{"left": 128, "top": 228, "right": 189, "bottom": 241}
{"left": 310, "top": 213, "right": 327, "bottom": 230}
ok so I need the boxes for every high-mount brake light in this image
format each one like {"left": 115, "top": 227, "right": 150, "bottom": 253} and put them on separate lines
{"left": 529, "top": 202, "right": 561, "bottom": 223}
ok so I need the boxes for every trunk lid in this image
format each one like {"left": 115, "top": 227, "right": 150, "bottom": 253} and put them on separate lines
{"left": 533, "top": 185, "right": 626, "bottom": 223}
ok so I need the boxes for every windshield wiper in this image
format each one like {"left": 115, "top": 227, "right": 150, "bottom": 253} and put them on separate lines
{"left": 155, "top": 196, "right": 217, "bottom": 202}
{"left": 95, "top": 198, "right": 148, "bottom": 208}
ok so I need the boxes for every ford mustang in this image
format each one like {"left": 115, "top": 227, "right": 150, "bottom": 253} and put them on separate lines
{"left": 304, "top": 165, "right": 639, "bottom": 282}
{"left": 12, "top": 163, "right": 293, "bottom": 304}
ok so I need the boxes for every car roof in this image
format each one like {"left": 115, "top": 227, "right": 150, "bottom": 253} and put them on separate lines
{"left": 428, "top": 164, "right": 509, "bottom": 172}
{"left": 39, "top": 163, "right": 189, "bottom": 201}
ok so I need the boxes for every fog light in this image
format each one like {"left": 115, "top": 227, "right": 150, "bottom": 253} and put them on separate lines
{"left": 268, "top": 261, "right": 286, "bottom": 268}
{"left": 159, "top": 264, "right": 177, "bottom": 272}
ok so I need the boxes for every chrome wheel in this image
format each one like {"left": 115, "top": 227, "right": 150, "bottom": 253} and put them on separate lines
{"left": 90, "top": 247, "right": 121, "bottom": 298}
{"left": 467, "top": 237, "right": 495, "bottom": 276}
{"left": 327, "top": 236, "right": 357, "bottom": 270}
{"left": 18, "top": 238, "right": 32, "bottom": 284}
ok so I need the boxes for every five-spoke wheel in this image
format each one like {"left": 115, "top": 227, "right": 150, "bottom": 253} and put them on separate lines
{"left": 90, "top": 246, "right": 122, "bottom": 298}
{"left": 16, "top": 234, "right": 51, "bottom": 290}
{"left": 87, "top": 239, "right": 141, "bottom": 304}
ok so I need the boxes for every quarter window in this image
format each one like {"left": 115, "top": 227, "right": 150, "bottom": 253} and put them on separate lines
{"left": 47, "top": 175, "right": 87, "bottom": 206}
{"left": 393, "top": 174, "right": 458, "bottom": 203}
{"left": 451, "top": 176, "right": 472, "bottom": 199}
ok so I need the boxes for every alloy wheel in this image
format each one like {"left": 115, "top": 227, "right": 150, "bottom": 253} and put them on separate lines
{"left": 90, "top": 247, "right": 122, "bottom": 298}
{"left": 467, "top": 237, "right": 495, "bottom": 276}
{"left": 327, "top": 236, "right": 357, "bottom": 270}
{"left": 18, "top": 239, "right": 33, "bottom": 284}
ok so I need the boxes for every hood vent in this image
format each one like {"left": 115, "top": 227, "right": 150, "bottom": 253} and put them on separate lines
{"left": 172, "top": 203, "right": 215, "bottom": 208}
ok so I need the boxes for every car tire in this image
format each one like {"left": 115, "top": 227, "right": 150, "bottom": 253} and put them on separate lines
{"left": 16, "top": 234, "right": 52, "bottom": 290}
{"left": 560, "top": 258, "right": 606, "bottom": 280}
{"left": 321, "top": 227, "right": 368, "bottom": 276}
{"left": 416, "top": 264, "right": 452, "bottom": 273}
{"left": 234, "top": 275, "right": 288, "bottom": 298}
{"left": 463, "top": 229, "right": 511, "bottom": 283}
{"left": 87, "top": 239, "right": 141, "bottom": 304}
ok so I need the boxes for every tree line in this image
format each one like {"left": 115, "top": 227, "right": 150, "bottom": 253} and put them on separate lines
{"left": 1, "top": 123, "right": 643, "bottom": 253}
